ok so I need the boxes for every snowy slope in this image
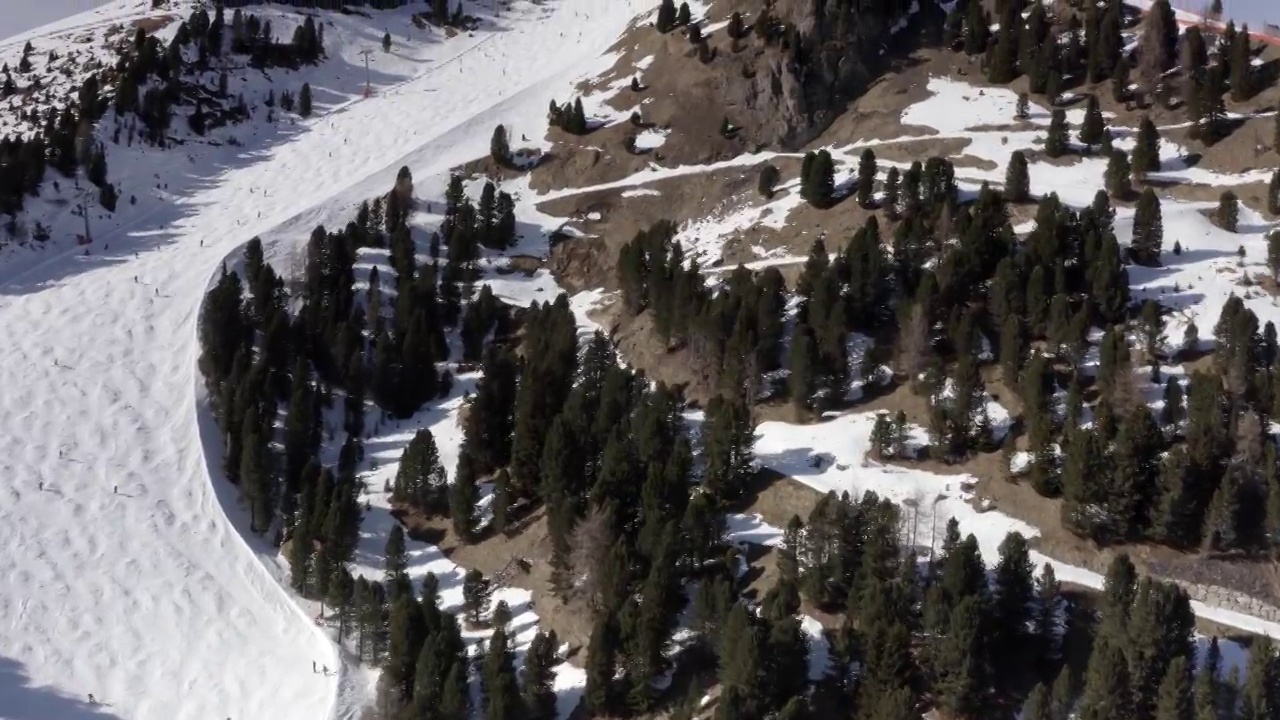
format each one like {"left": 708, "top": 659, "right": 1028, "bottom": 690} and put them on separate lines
{"left": 0, "top": 0, "right": 121, "bottom": 43}
{"left": 0, "top": 0, "right": 648, "bottom": 718}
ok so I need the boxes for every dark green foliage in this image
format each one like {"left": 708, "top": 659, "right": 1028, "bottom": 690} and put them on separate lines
{"left": 758, "top": 163, "right": 779, "bottom": 198}
{"left": 1131, "top": 188, "right": 1163, "bottom": 266}
{"left": 1132, "top": 117, "right": 1161, "bottom": 178}
{"left": 1216, "top": 190, "right": 1239, "bottom": 232}
{"left": 490, "top": 124, "right": 510, "bottom": 165}
{"left": 1046, "top": 109, "right": 1069, "bottom": 158}
{"left": 856, "top": 148, "right": 877, "bottom": 207}
{"left": 1005, "top": 150, "right": 1030, "bottom": 202}
{"left": 394, "top": 429, "right": 448, "bottom": 516}
{"left": 1079, "top": 95, "right": 1105, "bottom": 148}
{"left": 1106, "top": 150, "right": 1132, "bottom": 198}
{"left": 800, "top": 149, "right": 835, "bottom": 207}
{"left": 299, "top": 82, "right": 312, "bottom": 117}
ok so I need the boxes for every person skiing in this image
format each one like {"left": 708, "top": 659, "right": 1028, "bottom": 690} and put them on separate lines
{"left": 87, "top": 694, "right": 96, "bottom": 704}
{"left": 312, "top": 661, "right": 317, "bottom": 673}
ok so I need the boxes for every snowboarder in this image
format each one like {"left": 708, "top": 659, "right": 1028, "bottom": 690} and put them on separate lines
{"left": 112, "top": 486, "right": 117, "bottom": 494}
{"left": 312, "top": 660, "right": 317, "bottom": 673}
{"left": 322, "top": 665, "right": 329, "bottom": 675}
{"left": 38, "top": 480, "right": 43, "bottom": 491}
{"left": 87, "top": 694, "right": 96, "bottom": 704}
{"left": 155, "top": 288, "right": 159, "bottom": 297}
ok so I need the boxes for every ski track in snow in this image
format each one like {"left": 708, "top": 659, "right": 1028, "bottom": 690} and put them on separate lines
{"left": 0, "top": 0, "right": 645, "bottom": 718}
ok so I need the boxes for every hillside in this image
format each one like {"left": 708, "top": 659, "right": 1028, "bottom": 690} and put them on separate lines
{"left": 5, "top": 0, "right": 1280, "bottom": 720}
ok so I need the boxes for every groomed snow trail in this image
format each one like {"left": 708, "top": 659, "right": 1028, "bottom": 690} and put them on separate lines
{"left": 0, "top": 1, "right": 645, "bottom": 718}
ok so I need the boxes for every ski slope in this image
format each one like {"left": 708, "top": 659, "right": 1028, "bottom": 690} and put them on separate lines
{"left": 0, "top": 0, "right": 647, "bottom": 717}
{"left": 0, "top": 0, "right": 121, "bottom": 43}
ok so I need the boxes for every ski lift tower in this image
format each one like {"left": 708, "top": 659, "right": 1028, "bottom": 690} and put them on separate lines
{"left": 358, "top": 48, "right": 374, "bottom": 98}
{"left": 75, "top": 191, "right": 93, "bottom": 246}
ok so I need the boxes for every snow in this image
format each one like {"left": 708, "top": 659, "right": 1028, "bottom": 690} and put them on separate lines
{"left": 0, "top": 0, "right": 651, "bottom": 718}
{"left": 633, "top": 127, "right": 669, "bottom": 150}
{"left": 726, "top": 512, "right": 784, "bottom": 547}
{"left": 801, "top": 616, "right": 831, "bottom": 681}
{"left": 0, "top": 0, "right": 122, "bottom": 43}
{"left": 754, "top": 412, "right": 1280, "bottom": 641}
{"left": 0, "top": 0, "right": 1277, "bottom": 717}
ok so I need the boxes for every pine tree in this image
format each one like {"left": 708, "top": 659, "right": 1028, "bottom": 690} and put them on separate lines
{"left": 758, "top": 164, "right": 779, "bottom": 198}
{"left": 521, "top": 630, "right": 559, "bottom": 720}
{"left": 461, "top": 569, "right": 491, "bottom": 626}
{"left": 1005, "top": 150, "right": 1030, "bottom": 202}
{"left": 1217, "top": 190, "right": 1239, "bottom": 232}
{"left": 1130, "top": 188, "right": 1163, "bottom": 266}
{"left": 656, "top": 0, "right": 676, "bottom": 32}
{"left": 1046, "top": 109, "right": 1069, "bottom": 158}
{"left": 299, "top": 82, "right": 313, "bottom": 118}
{"left": 1132, "top": 116, "right": 1161, "bottom": 178}
{"left": 991, "top": 532, "right": 1035, "bottom": 665}
{"left": 1154, "top": 656, "right": 1193, "bottom": 720}
{"left": 1079, "top": 95, "right": 1105, "bottom": 148}
{"left": 385, "top": 523, "right": 409, "bottom": 598}
{"left": 490, "top": 124, "right": 510, "bottom": 166}
{"left": 1268, "top": 170, "right": 1280, "bottom": 216}
{"left": 789, "top": 323, "right": 818, "bottom": 413}
{"left": 1229, "top": 27, "right": 1253, "bottom": 101}
{"left": 884, "top": 166, "right": 901, "bottom": 218}
{"left": 450, "top": 446, "right": 480, "bottom": 541}
{"left": 584, "top": 616, "right": 618, "bottom": 714}
{"left": 856, "top": 148, "right": 877, "bottom": 208}
{"left": 932, "top": 597, "right": 988, "bottom": 719}
{"left": 804, "top": 150, "right": 835, "bottom": 207}
{"left": 483, "top": 627, "right": 522, "bottom": 720}
{"left": 1106, "top": 150, "right": 1133, "bottom": 198}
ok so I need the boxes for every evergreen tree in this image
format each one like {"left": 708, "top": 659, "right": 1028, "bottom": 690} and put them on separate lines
{"left": 1132, "top": 116, "right": 1161, "bottom": 178}
{"left": 299, "top": 82, "right": 313, "bottom": 118}
{"left": 1154, "top": 656, "right": 1193, "bottom": 720}
{"left": 656, "top": 0, "right": 676, "bottom": 32}
{"left": 856, "top": 148, "right": 877, "bottom": 208}
{"left": 1216, "top": 190, "right": 1239, "bottom": 232}
{"left": 1107, "top": 150, "right": 1133, "bottom": 198}
{"left": 1268, "top": 231, "right": 1280, "bottom": 280}
{"left": 450, "top": 446, "right": 480, "bottom": 541}
{"left": 1268, "top": 170, "right": 1280, "bottom": 216}
{"left": 1046, "top": 109, "right": 1069, "bottom": 158}
{"left": 522, "top": 630, "right": 559, "bottom": 720}
{"left": 1079, "top": 95, "right": 1105, "bottom": 148}
{"left": 490, "top": 124, "right": 510, "bottom": 166}
{"left": 1005, "top": 150, "right": 1030, "bottom": 202}
{"left": 1130, "top": 188, "right": 1163, "bottom": 266}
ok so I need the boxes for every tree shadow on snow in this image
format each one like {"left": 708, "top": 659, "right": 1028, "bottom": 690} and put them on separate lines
{"left": 0, "top": 656, "right": 124, "bottom": 720}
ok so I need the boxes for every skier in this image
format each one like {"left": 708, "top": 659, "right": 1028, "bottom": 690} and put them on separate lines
{"left": 38, "top": 480, "right": 43, "bottom": 491}
{"left": 87, "top": 694, "right": 96, "bottom": 704}
{"left": 322, "top": 665, "right": 329, "bottom": 675}
{"left": 113, "top": 486, "right": 117, "bottom": 494}
{"left": 155, "top": 288, "right": 159, "bottom": 297}
{"left": 312, "top": 660, "right": 317, "bottom": 673}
